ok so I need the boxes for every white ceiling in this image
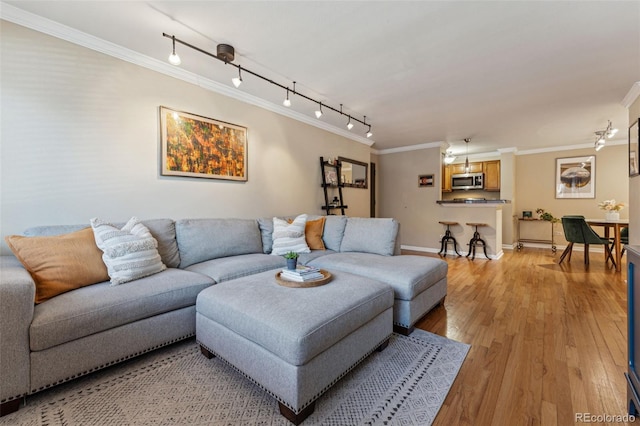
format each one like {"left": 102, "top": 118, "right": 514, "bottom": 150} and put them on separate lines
{"left": 2, "top": 1, "right": 639, "bottom": 156}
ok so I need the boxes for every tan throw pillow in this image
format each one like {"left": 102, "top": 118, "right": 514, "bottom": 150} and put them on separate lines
{"left": 286, "top": 216, "right": 326, "bottom": 250}
{"left": 5, "top": 228, "right": 109, "bottom": 304}
{"left": 91, "top": 217, "right": 166, "bottom": 285}
{"left": 305, "top": 217, "right": 326, "bottom": 250}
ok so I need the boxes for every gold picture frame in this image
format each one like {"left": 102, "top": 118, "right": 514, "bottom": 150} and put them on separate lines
{"left": 160, "top": 106, "right": 247, "bottom": 181}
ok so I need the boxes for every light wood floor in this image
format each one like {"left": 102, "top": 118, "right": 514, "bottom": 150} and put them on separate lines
{"left": 407, "top": 247, "right": 634, "bottom": 426}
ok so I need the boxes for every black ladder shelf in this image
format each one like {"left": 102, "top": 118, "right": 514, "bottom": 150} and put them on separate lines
{"left": 320, "top": 156, "right": 347, "bottom": 215}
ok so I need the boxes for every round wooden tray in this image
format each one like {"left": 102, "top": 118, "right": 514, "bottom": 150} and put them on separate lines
{"left": 275, "top": 269, "right": 332, "bottom": 288}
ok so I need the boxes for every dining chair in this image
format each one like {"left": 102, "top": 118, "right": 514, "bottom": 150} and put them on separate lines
{"left": 610, "top": 226, "right": 629, "bottom": 258}
{"left": 558, "top": 215, "right": 616, "bottom": 267}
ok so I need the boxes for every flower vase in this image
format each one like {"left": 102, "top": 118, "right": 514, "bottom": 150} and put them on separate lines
{"left": 605, "top": 211, "right": 620, "bottom": 221}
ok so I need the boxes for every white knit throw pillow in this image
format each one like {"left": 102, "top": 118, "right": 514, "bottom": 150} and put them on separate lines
{"left": 271, "top": 214, "right": 311, "bottom": 256}
{"left": 90, "top": 217, "right": 166, "bottom": 285}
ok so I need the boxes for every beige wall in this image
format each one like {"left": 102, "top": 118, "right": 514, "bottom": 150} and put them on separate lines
{"left": 630, "top": 94, "right": 640, "bottom": 244}
{"left": 0, "top": 22, "right": 371, "bottom": 253}
{"left": 378, "top": 142, "right": 629, "bottom": 253}
{"left": 378, "top": 147, "right": 442, "bottom": 248}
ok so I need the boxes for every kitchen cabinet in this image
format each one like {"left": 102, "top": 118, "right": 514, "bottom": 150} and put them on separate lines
{"left": 451, "top": 162, "right": 483, "bottom": 175}
{"left": 483, "top": 160, "right": 501, "bottom": 191}
{"left": 442, "top": 164, "right": 452, "bottom": 192}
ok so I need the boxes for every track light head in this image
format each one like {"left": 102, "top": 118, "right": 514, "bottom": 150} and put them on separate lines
{"left": 315, "top": 103, "right": 323, "bottom": 119}
{"left": 168, "top": 36, "right": 181, "bottom": 66}
{"left": 347, "top": 117, "right": 354, "bottom": 130}
{"left": 231, "top": 68, "right": 243, "bottom": 88}
{"left": 366, "top": 126, "right": 373, "bottom": 138}
{"left": 283, "top": 88, "right": 291, "bottom": 107}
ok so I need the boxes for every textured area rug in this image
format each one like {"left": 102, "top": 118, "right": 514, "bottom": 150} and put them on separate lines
{"left": 1, "top": 329, "right": 469, "bottom": 426}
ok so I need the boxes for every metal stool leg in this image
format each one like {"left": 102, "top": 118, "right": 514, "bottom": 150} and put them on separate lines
{"left": 466, "top": 225, "right": 491, "bottom": 260}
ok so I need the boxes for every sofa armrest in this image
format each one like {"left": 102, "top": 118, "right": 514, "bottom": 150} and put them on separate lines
{"left": 0, "top": 256, "right": 35, "bottom": 403}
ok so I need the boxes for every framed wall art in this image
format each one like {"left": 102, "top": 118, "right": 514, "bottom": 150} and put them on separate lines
{"left": 418, "top": 174, "right": 434, "bottom": 187}
{"left": 555, "top": 155, "right": 595, "bottom": 199}
{"left": 160, "top": 106, "right": 247, "bottom": 181}
{"left": 630, "top": 118, "right": 639, "bottom": 177}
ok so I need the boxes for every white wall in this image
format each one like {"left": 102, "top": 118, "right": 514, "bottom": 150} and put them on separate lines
{"left": 0, "top": 21, "right": 371, "bottom": 253}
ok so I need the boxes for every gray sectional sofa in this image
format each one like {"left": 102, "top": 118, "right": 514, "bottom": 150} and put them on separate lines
{"left": 0, "top": 215, "right": 447, "bottom": 419}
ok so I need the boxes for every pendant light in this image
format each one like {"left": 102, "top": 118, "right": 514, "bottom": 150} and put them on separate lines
{"left": 464, "top": 138, "right": 471, "bottom": 173}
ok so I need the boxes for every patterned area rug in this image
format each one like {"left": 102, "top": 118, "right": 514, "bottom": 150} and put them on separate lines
{"left": 1, "top": 329, "right": 469, "bottom": 426}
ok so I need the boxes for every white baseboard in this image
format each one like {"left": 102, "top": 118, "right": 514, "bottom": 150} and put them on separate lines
{"left": 401, "top": 245, "right": 503, "bottom": 260}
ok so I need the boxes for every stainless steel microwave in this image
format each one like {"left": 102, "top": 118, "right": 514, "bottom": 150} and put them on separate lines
{"left": 451, "top": 173, "right": 484, "bottom": 190}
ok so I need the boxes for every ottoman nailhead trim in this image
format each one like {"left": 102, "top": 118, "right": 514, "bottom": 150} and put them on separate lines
{"left": 197, "top": 333, "right": 392, "bottom": 413}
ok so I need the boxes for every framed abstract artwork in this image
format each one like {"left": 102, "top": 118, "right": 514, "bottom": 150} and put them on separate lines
{"left": 160, "top": 106, "right": 247, "bottom": 181}
{"left": 630, "top": 118, "right": 639, "bottom": 177}
{"left": 555, "top": 155, "right": 595, "bottom": 199}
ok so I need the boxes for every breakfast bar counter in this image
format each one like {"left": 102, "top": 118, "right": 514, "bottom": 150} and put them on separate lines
{"left": 435, "top": 199, "right": 509, "bottom": 258}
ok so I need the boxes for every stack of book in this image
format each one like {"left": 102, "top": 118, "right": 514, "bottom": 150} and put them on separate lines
{"left": 280, "top": 265, "right": 324, "bottom": 282}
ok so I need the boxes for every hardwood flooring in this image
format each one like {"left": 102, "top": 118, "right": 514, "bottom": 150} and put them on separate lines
{"left": 407, "top": 247, "right": 634, "bottom": 426}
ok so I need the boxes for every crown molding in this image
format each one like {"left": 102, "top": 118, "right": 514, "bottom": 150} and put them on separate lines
{"left": 622, "top": 82, "right": 640, "bottom": 108}
{"left": 0, "top": 3, "right": 373, "bottom": 147}
{"left": 373, "top": 141, "right": 445, "bottom": 155}
{"left": 515, "top": 138, "right": 627, "bottom": 155}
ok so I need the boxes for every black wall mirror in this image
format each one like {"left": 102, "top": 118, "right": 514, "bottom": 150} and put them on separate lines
{"left": 338, "top": 157, "right": 368, "bottom": 189}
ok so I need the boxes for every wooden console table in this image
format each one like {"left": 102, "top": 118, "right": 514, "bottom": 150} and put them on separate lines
{"left": 515, "top": 217, "right": 556, "bottom": 252}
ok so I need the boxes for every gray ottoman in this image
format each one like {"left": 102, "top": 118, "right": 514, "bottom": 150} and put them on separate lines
{"left": 196, "top": 269, "right": 394, "bottom": 424}
{"left": 308, "top": 254, "right": 448, "bottom": 335}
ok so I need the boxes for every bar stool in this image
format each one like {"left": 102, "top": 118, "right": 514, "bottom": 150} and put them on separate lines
{"left": 466, "top": 222, "right": 491, "bottom": 260}
{"left": 438, "top": 221, "right": 461, "bottom": 257}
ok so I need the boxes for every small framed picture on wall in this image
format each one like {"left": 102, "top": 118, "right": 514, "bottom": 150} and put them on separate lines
{"left": 418, "top": 174, "right": 434, "bottom": 187}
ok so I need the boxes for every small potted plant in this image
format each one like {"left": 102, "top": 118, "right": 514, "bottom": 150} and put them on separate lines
{"left": 284, "top": 251, "right": 299, "bottom": 270}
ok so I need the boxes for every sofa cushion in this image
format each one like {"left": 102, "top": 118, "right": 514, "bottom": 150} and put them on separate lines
{"left": 297, "top": 249, "right": 336, "bottom": 265}
{"left": 322, "top": 215, "right": 347, "bottom": 251}
{"left": 271, "top": 214, "right": 310, "bottom": 256}
{"left": 5, "top": 228, "right": 109, "bottom": 304}
{"left": 30, "top": 268, "right": 215, "bottom": 351}
{"left": 185, "top": 253, "right": 286, "bottom": 283}
{"left": 308, "top": 253, "right": 447, "bottom": 301}
{"left": 340, "top": 218, "right": 398, "bottom": 256}
{"left": 176, "top": 218, "right": 263, "bottom": 268}
{"left": 257, "top": 217, "right": 274, "bottom": 254}
{"left": 23, "top": 219, "right": 181, "bottom": 268}
{"left": 91, "top": 217, "right": 166, "bottom": 285}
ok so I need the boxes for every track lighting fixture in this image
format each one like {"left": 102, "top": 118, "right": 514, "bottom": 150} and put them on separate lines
{"left": 347, "top": 117, "right": 354, "bottom": 130}
{"left": 593, "top": 120, "right": 618, "bottom": 151}
{"left": 464, "top": 138, "right": 471, "bottom": 173}
{"left": 232, "top": 68, "right": 243, "bottom": 88}
{"left": 168, "top": 36, "right": 181, "bottom": 66}
{"left": 363, "top": 116, "right": 372, "bottom": 138}
{"left": 163, "top": 33, "right": 374, "bottom": 140}
{"left": 283, "top": 82, "right": 295, "bottom": 107}
{"left": 443, "top": 150, "right": 456, "bottom": 164}
{"left": 283, "top": 89, "right": 291, "bottom": 107}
